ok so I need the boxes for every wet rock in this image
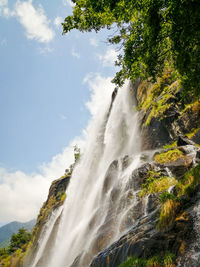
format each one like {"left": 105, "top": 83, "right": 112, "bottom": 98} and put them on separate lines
{"left": 196, "top": 151, "right": 200, "bottom": 160}
{"left": 140, "top": 116, "right": 173, "bottom": 150}
{"left": 177, "top": 136, "right": 196, "bottom": 146}
{"left": 157, "top": 156, "right": 193, "bottom": 179}
{"left": 90, "top": 197, "right": 196, "bottom": 267}
{"left": 128, "top": 163, "right": 153, "bottom": 191}
{"left": 48, "top": 175, "right": 70, "bottom": 203}
{"left": 138, "top": 86, "right": 200, "bottom": 151}
{"left": 191, "top": 130, "right": 200, "bottom": 145}
{"left": 102, "top": 160, "right": 119, "bottom": 193}
{"left": 146, "top": 194, "right": 159, "bottom": 214}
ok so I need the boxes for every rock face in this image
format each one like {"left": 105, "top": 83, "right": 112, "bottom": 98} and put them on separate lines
{"left": 21, "top": 70, "right": 200, "bottom": 267}
{"left": 0, "top": 174, "right": 71, "bottom": 267}
{"left": 135, "top": 71, "right": 200, "bottom": 150}
{"left": 90, "top": 71, "right": 200, "bottom": 267}
{"left": 90, "top": 144, "right": 200, "bottom": 267}
{"left": 23, "top": 174, "right": 70, "bottom": 267}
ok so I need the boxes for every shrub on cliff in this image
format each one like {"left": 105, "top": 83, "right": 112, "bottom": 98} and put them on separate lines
{"left": 8, "top": 228, "right": 31, "bottom": 254}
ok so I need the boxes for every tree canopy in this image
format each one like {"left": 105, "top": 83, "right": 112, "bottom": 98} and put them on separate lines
{"left": 8, "top": 228, "right": 31, "bottom": 253}
{"left": 63, "top": 0, "right": 200, "bottom": 95}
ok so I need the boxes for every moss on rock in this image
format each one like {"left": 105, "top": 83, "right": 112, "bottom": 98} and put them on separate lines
{"left": 154, "top": 149, "right": 184, "bottom": 164}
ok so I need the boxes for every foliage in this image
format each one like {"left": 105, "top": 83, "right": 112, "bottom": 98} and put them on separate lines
{"left": 157, "top": 199, "right": 179, "bottom": 230}
{"left": 176, "top": 164, "right": 200, "bottom": 198}
{"left": 0, "top": 247, "right": 8, "bottom": 256}
{"left": 186, "top": 128, "right": 200, "bottom": 139}
{"left": 139, "top": 171, "right": 176, "bottom": 197}
{"left": 0, "top": 229, "right": 30, "bottom": 267}
{"left": 74, "top": 145, "right": 81, "bottom": 163}
{"left": 163, "top": 141, "right": 177, "bottom": 150}
{"left": 120, "top": 256, "right": 146, "bottom": 267}
{"left": 154, "top": 149, "right": 183, "bottom": 164}
{"left": 159, "top": 192, "right": 177, "bottom": 204}
{"left": 62, "top": 0, "right": 200, "bottom": 95}
{"left": 157, "top": 164, "right": 200, "bottom": 230}
{"left": 59, "top": 192, "right": 66, "bottom": 203}
{"left": 180, "top": 100, "right": 200, "bottom": 116}
{"left": 138, "top": 69, "right": 180, "bottom": 125}
{"left": 65, "top": 145, "right": 81, "bottom": 175}
{"left": 8, "top": 228, "right": 31, "bottom": 254}
{"left": 120, "top": 252, "right": 175, "bottom": 266}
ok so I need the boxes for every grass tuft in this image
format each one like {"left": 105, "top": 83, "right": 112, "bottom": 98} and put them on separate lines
{"left": 154, "top": 149, "right": 184, "bottom": 164}
{"left": 157, "top": 199, "right": 179, "bottom": 230}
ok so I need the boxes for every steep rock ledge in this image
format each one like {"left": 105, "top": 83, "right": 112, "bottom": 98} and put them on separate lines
{"left": 18, "top": 69, "right": 200, "bottom": 267}
{"left": 90, "top": 144, "right": 200, "bottom": 267}
{"left": 136, "top": 69, "right": 200, "bottom": 150}
{"left": 23, "top": 174, "right": 70, "bottom": 267}
{"left": 90, "top": 70, "right": 200, "bottom": 267}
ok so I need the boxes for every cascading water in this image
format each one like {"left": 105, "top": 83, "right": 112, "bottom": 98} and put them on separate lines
{"left": 28, "top": 81, "right": 145, "bottom": 267}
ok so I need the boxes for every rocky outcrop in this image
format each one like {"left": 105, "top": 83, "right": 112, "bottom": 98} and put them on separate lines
{"left": 90, "top": 71, "right": 200, "bottom": 267}
{"left": 90, "top": 143, "right": 200, "bottom": 266}
{"left": 136, "top": 70, "right": 200, "bottom": 150}
{"left": 23, "top": 174, "right": 70, "bottom": 267}
{"left": 20, "top": 69, "right": 200, "bottom": 267}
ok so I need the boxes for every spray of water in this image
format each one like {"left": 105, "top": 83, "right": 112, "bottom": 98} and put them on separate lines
{"left": 29, "top": 81, "right": 143, "bottom": 267}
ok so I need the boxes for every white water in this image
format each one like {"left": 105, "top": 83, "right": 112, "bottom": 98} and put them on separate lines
{"left": 31, "top": 207, "right": 63, "bottom": 267}
{"left": 30, "top": 81, "right": 142, "bottom": 267}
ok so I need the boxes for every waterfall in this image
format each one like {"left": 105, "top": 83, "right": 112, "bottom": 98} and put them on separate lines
{"left": 29, "top": 81, "right": 143, "bottom": 267}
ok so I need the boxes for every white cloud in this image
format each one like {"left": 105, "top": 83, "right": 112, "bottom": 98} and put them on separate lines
{"left": 38, "top": 46, "right": 53, "bottom": 54}
{"left": 98, "top": 48, "right": 118, "bottom": 67}
{"left": 0, "top": 73, "right": 115, "bottom": 224}
{"left": 0, "top": 169, "right": 51, "bottom": 223}
{"left": 90, "top": 38, "right": 98, "bottom": 47}
{"left": 0, "top": 0, "right": 12, "bottom": 17}
{"left": 54, "top": 16, "right": 63, "bottom": 29}
{"left": 15, "top": 1, "right": 54, "bottom": 43}
{"left": 2, "top": 6, "right": 15, "bottom": 17}
{"left": 83, "top": 73, "right": 115, "bottom": 117}
{"left": 0, "top": 138, "right": 84, "bottom": 223}
{"left": 72, "top": 48, "right": 80, "bottom": 59}
{"left": 63, "top": 0, "right": 75, "bottom": 8}
{"left": 0, "top": 0, "right": 7, "bottom": 6}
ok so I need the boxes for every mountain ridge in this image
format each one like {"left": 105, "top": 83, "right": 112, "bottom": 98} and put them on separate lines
{"left": 0, "top": 219, "right": 36, "bottom": 248}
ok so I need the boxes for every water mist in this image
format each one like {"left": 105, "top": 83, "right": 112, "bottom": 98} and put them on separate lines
{"left": 28, "top": 80, "right": 143, "bottom": 267}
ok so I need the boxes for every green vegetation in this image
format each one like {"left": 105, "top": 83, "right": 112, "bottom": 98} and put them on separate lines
{"left": 157, "top": 199, "right": 179, "bottom": 230}
{"left": 120, "top": 252, "right": 175, "bottom": 267}
{"left": 0, "top": 228, "right": 31, "bottom": 266}
{"left": 181, "top": 100, "right": 200, "bottom": 115}
{"left": 159, "top": 192, "right": 177, "bottom": 204}
{"left": 139, "top": 171, "right": 176, "bottom": 197}
{"left": 186, "top": 128, "right": 200, "bottom": 139}
{"left": 138, "top": 69, "right": 180, "bottom": 125}
{"left": 62, "top": 0, "right": 200, "bottom": 95}
{"left": 65, "top": 145, "right": 81, "bottom": 175}
{"left": 176, "top": 164, "right": 200, "bottom": 198}
{"left": 8, "top": 228, "right": 31, "bottom": 254}
{"left": 163, "top": 141, "right": 177, "bottom": 150}
{"left": 74, "top": 145, "right": 80, "bottom": 163}
{"left": 154, "top": 149, "right": 183, "bottom": 164}
{"left": 157, "top": 164, "right": 200, "bottom": 230}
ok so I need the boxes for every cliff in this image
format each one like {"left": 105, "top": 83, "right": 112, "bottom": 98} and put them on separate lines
{"left": 8, "top": 68, "right": 200, "bottom": 267}
{"left": 0, "top": 174, "right": 70, "bottom": 267}
{"left": 90, "top": 69, "right": 200, "bottom": 266}
{"left": 23, "top": 173, "right": 70, "bottom": 267}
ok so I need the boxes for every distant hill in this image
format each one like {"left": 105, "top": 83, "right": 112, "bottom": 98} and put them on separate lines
{"left": 0, "top": 219, "right": 36, "bottom": 248}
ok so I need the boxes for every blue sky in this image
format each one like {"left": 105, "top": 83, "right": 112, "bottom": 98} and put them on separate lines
{"left": 0, "top": 0, "right": 118, "bottom": 224}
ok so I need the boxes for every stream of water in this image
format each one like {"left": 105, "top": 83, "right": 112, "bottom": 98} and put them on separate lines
{"left": 28, "top": 81, "right": 143, "bottom": 267}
